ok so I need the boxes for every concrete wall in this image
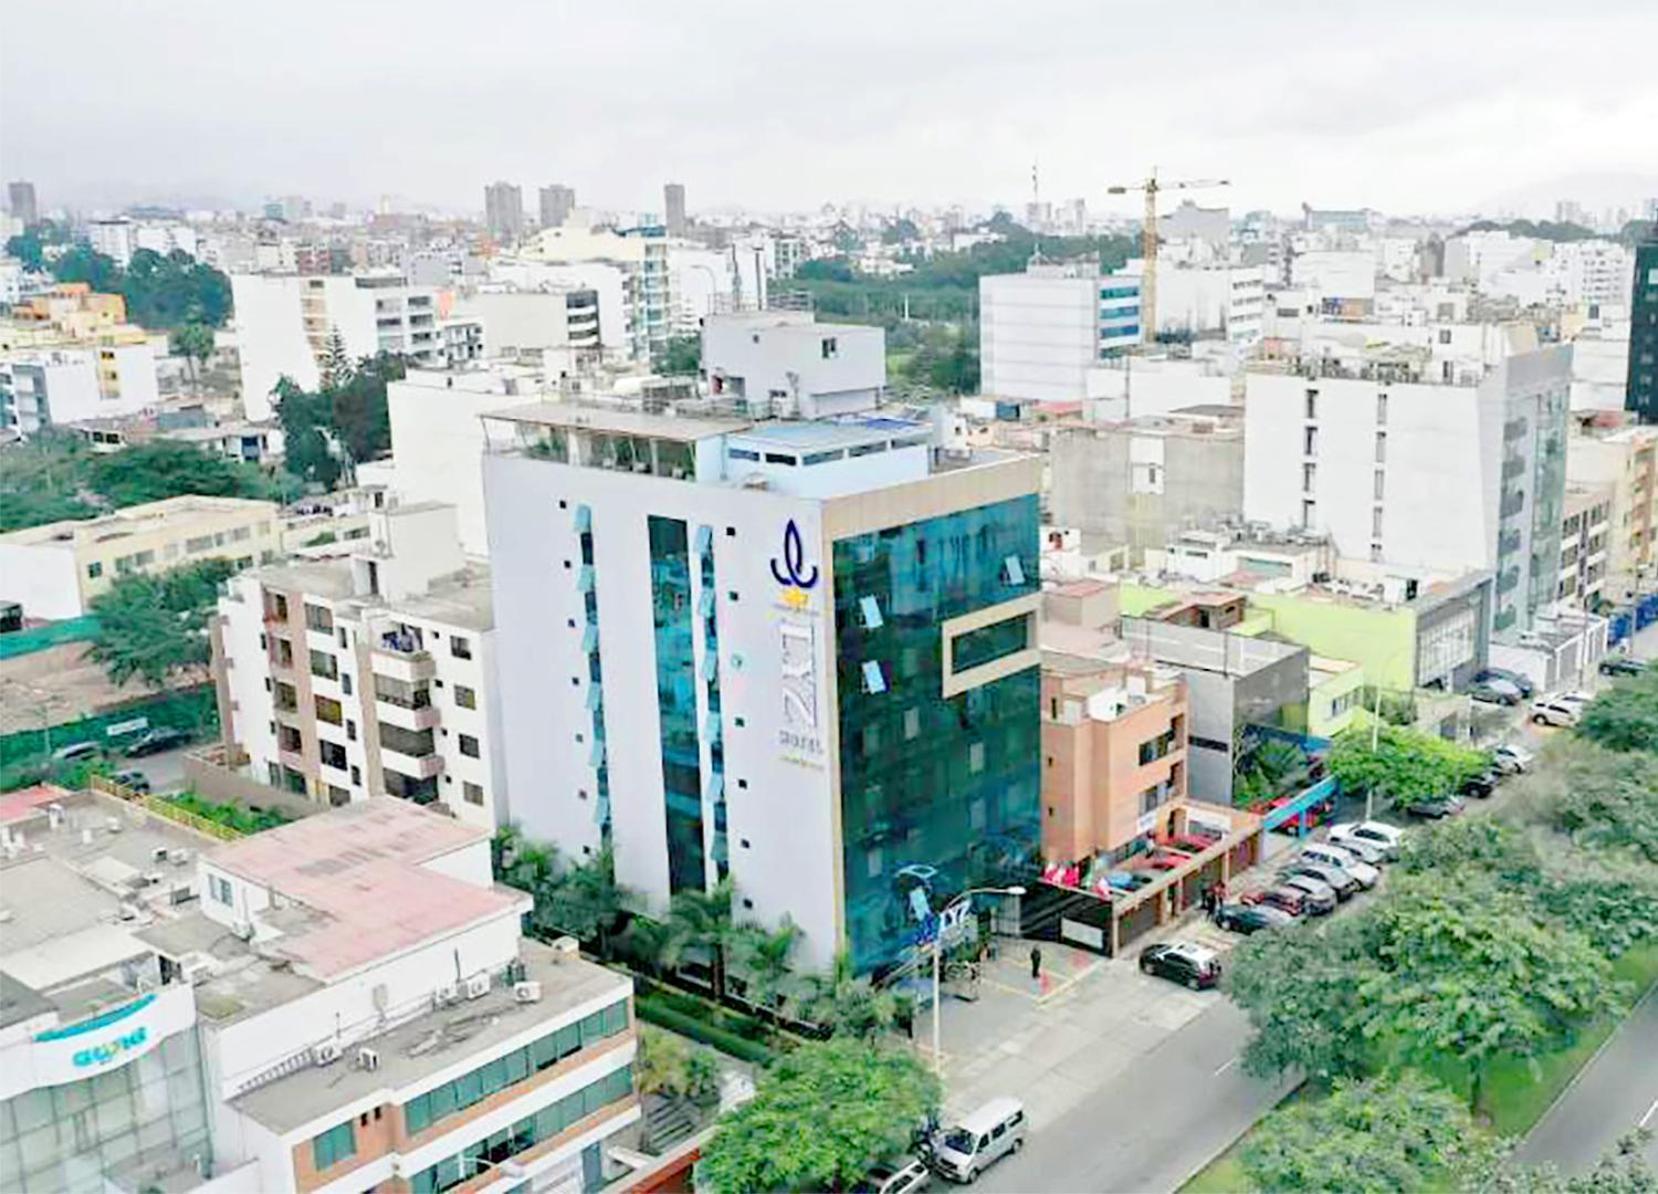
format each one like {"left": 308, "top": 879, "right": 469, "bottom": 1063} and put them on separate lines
{"left": 0, "top": 542, "right": 83, "bottom": 619}
{"left": 980, "top": 273, "right": 1096, "bottom": 402}
{"left": 1049, "top": 424, "right": 1244, "bottom": 551}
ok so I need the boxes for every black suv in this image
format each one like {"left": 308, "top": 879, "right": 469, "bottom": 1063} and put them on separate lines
{"left": 1139, "top": 942, "right": 1222, "bottom": 989}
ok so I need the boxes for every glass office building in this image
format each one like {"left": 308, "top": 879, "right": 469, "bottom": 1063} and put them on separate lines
{"left": 648, "top": 515, "right": 706, "bottom": 894}
{"left": 832, "top": 494, "right": 1042, "bottom": 972}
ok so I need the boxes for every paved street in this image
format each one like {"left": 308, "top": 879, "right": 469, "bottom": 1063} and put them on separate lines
{"left": 1518, "top": 986, "right": 1658, "bottom": 1176}
{"left": 123, "top": 744, "right": 192, "bottom": 793}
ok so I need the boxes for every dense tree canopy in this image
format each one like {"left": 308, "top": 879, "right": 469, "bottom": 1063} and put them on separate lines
{"left": 89, "top": 558, "right": 238, "bottom": 689}
{"left": 1525, "top": 739, "right": 1658, "bottom": 864}
{"left": 1326, "top": 725, "right": 1488, "bottom": 811}
{"left": 1577, "top": 671, "right": 1658, "bottom": 754}
{"left": 86, "top": 440, "right": 277, "bottom": 508}
{"left": 272, "top": 351, "right": 405, "bottom": 487}
{"left": 696, "top": 1039, "right": 940, "bottom": 1193}
{"left": 29, "top": 243, "right": 232, "bottom": 330}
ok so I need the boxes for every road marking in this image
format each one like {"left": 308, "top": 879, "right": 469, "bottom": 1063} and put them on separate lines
{"left": 1214, "top": 1056, "right": 1240, "bottom": 1076}
{"left": 1640, "top": 1099, "right": 1658, "bottom": 1129}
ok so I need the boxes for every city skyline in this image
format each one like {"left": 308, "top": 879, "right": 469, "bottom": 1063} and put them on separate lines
{"left": 4, "top": 0, "right": 1656, "bottom": 219}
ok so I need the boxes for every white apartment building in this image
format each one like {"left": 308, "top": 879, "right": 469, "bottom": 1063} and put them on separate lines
{"left": 88, "top": 218, "right": 136, "bottom": 267}
{"left": 979, "top": 266, "right": 1142, "bottom": 402}
{"left": 231, "top": 275, "right": 453, "bottom": 421}
{"left": 1123, "top": 263, "right": 1264, "bottom": 346}
{"left": 524, "top": 227, "right": 672, "bottom": 363}
{"left": 1441, "top": 230, "right": 1541, "bottom": 289}
{"left": 1, "top": 343, "right": 160, "bottom": 435}
{"left": 460, "top": 289, "right": 602, "bottom": 366}
{"left": 1288, "top": 250, "right": 1376, "bottom": 301}
{"left": 1243, "top": 341, "right": 1571, "bottom": 636}
{"left": 490, "top": 260, "right": 634, "bottom": 365}
{"left": 701, "top": 310, "right": 885, "bottom": 418}
{"left": 216, "top": 503, "right": 506, "bottom": 831}
{"left": 0, "top": 786, "right": 638, "bottom": 1194}
{"left": 482, "top": 401, "right": 1043, "bottom": 974}
{"left": 1557, "top": 485, "right": 1613, "bottom": 608}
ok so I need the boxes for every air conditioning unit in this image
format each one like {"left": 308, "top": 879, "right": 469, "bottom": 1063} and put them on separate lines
{"left": 181, "top": 956, "right": 216, "bottom": 985}
{"left": 169, "top": 884, "right": 195, "bottom": 905}
{"left": 313, "top": 1041, "right": 343, "bottom": 1066}
{"left": 170, "top": 849, "right": 191, "bottom": 866}
{"left": 152, "top": 846, "right": 171, "bottom": 863}
{"left": 549, "top": 936, "right": 579, "bottom": 959}
{"left": 464, "top": 973, "right": 490, "bottom": 1000}
{"left": 142, "top": 870, "right": 165, "bottom": 887}
{"left": 513, "top": 981, "right": 542, "bottom": 1004}
{"left": 356, "top": 1048, "right": 380, "bottom": 1071}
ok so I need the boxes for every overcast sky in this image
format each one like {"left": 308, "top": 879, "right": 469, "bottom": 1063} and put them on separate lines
{"left": 4, "top": 0, "right": 1656, "bottom": 220}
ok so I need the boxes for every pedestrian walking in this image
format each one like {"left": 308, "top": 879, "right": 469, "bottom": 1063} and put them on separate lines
{"left": 1029, "top": 945, "right": 1042, "bottom": 981}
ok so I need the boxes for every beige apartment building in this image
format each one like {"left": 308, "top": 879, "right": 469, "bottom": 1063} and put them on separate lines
{"left": 1568, "top": 421, "right": 1658, "bottom": 604}
{"left": 1558, "top": 484, "right": 1614, "bottom": 608}
{"left": 0, "top": 494, "right": 280, "bottom": 619}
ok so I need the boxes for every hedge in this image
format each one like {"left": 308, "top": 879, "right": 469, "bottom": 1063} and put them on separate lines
{"left": 635, "top": 993, "right": 775, "bottom": 1066}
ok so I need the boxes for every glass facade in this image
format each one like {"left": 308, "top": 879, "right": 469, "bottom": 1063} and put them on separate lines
{"left": 0, "top": 1029, "right": 211, "bottom": 1193}
{"left": 696, "top": 526, "right": 729, "bottom": 881}
{"left": 648, "top": 516, "right": 706, "bottom": 894}
{"left": 579, "top": 506, "right": 611, "bottom": 843}
{"left": 833, "top": 494, "right": 1042, "bottom": 972}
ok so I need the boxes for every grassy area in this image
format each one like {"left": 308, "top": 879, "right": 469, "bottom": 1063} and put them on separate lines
{"left": 1182, "top": 1148, "right": 1251, "bottom": 1194}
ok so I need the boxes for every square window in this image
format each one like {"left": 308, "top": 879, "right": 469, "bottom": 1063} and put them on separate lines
{"left": 861, "top": 660, "right": 887, "bottom": 694}
{"left": 459, "top": 734, "right": 480, "bottom": 758}
{"left": 858, "top": 594, "right": 884, "bottom": 630}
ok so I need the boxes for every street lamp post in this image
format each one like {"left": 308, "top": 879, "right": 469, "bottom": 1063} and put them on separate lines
{"left": 929, "top": 886, "right": 1025, "bottom": 1077}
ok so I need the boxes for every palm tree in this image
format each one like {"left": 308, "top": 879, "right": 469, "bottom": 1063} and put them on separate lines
{"left": 667, "top": 878, "right": 735, "bottom": 1000}
{"left": 800, "top": 949, "right": 897, "bottom": 1041}
{"left": 731, "top": 916, "right": 801, "bottom": 1020}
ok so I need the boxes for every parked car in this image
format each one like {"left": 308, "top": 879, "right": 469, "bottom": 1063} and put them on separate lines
{"left": 50, "top": 741, "right": 101, "bottom": 763}
{"left": 1530, "top": 696, "right": 1582, "bottom": 727}
{"left": 111, "top": 769, "right": 151, "bottom": 794}
{"left": 1469, "top": 678, "right": 1524, "bottom": 706}
{"left": 1556, "top": 690, "right": 1597, "bottom": 709}
{"left": 1139, "top": 941, "right": 1223, "bottom": 989}
{"left": 1490, "top": 743, "right": 1534, "bottom": 775}
{"left": 1459, "top": 769, "right": 1500, "bottom": 799}
{"left": 1405, "top": 793, "right": 1466, "bottom": 820}
{"left": 1244, "top": 886, "right": 1314, "bottom": 918}
{"left": 1274, "top": 874, "right": 1339, "bottom": 914}
{"left": 1215, "top": 903, "right": 1295, "bottom": 935}
{"left": 1281, "top": 862, "right": 1360, "bottom": 900}
{"left": 854, "top": 1157, "right": 932, "bottom": 1194}
{"left": 931, "top": 1099, "right": 1026, "bottom": 1183}
{"left": 1326, "top": 834, "right": 1386, "bottom": 865}
{"left": 122, "top": 726, "right": 190, "bottom": 757}
{"left": 1599, "top": 656, "right": 1646, "bottom": 678}
{"left": 1145, "top": 850, "right": 1193, "bottom": 871}
{"left": 1105, "top": 871, "right": 1156, "bottom": 892}
{"left": 1474, "top": 667, "right": 1535, "bottom": 698}
{"left": 1301, "top": 843, "right": 1380, "bottom": 889}
{"left": 1329, "top": 820, "right": 1405, "bottom": 860}
{"left": 1165, "top": 833, "right": 1220, "bottom": 855}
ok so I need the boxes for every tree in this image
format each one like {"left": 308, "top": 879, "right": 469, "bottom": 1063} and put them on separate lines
{"left": 1327, "top": 725, "right": 1488, "bottom": 811}
{"left": 660, "top": 335, "right": 701, "bottom": 376}
{"left": 1577, "top": 671, "right": 1658, "bottom": 754}
{"left": 1240, "top": 1071, "right": 1499, "bottom": 1194}
{"left": 319, "top": 329, "right": 352, "bottom": 390}
{"left": 273, "top": 375, "right": 343, "bottom": 488}
{"left": 636, "top": 1025, "right": 721, "bottom": 1105}
{"left": 51, "top": 245, "right": 124, "bottom": 294}
{"left": 1225, "top": 919, "right": 1376, "bottom": 1081}
{"left": 169, "top": 323, "right": 216, "bottom": 393}
{"left": 1526, "top": 739, "right": 1658, "bottom": 863}
{"left": 88, "top": 558, "right": 238, "bottom": 689}
{"left": 1361, "top": 872, "right": 1622, "bottom": 1111}
{"left": 1467, "top": 1131, "right": 1657, "bottom": 1193}
{"left": 1395, "top": 817, "right": 1543, "bottom": 888}
{"left": 697, "top": 1039, "right": 941, "bottom": 1193}
{"left": 667, "top": 879, "right": 736, "bottom": 1001}
{"left": 119, "top": 248, "right": 233, "bottom": 329}
{"left": 799, "top": 949, "right": 899, "bottom": 1041}
{"left": 0, "top": 431, "right": 98, "bottom": 532}
{"left": 536, "top": 847, "right": 627, "bottom": 958}
{"left": 730, "top": 917, "right": 802, "bottom": 1018}
{"left": 85, "top": 440, "right": 275, "bottom": 508}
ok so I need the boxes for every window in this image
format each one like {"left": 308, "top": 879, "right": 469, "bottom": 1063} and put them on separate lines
{"left": 821, "top": 336, "right": 838, "bottom": 359}
{"left": 341, "top": 673, "right": 352, "bottom": 696}
{"left": 1304, "top": 389, "right": 1318, "bottom": 419}
{"left": 1438, "top": 328, "right": 1453, "bottom": 344}
{"left": 1303, "top": 426, "right": 1319, "bottom": 455}
{"left": 1375, "top": 432, "right": 1387, "bottom": 463}
{"left": 309, "top": 649, "right": 338, "bottom": 681}
{"left": 728, "top": 447, "right": 759, "bottom": 461}
{"left": 450, "top": 635, "right": 472, "bottom": 660}
{"left": 861, "top": 660, "right": 887, "bottom": 694}
{"left": 763, "top": 452, "right": 797, "bottom": 466}
{"left": 1302, "top": 463, "right": 1316, "bottom": 493}
{"left": 904, "top": 707, "right": 920, "bottom": 740}
{"left": 968, "top": 742, "right": 985, "bottom": 773}
{"left": 1301, "top": 499, "right": 1317, "bottom": 529}
{"left": 304, "top": 604, "right": 334, "bottom": 633}
{"left": 458, "top": 734, "right": 480, "bottom": 758}
{"left": 209, "top": 874, "right": 233, "bottom": 905}
{"left": 1376, "top": 393, "right": 1388, "bottom": 424}
{"left": 1373, "top": 470, "right": 1385, "bottom": 500}
{"left": 1002, "top": 554, "right": 1026, "bottom": 586}
{"left": 951, "top": 613, "right": 1030, "bottom": 672}
{"left": 454, "top": 685, "right": 477, "bottom": 709}
{"left": 858, "top": 595, "right": 883, "bottom": 630}
{"left": 311, "top": 1121, "right": 356, "bottom": 1171}
{"left": 320, "top": 741, "right": 348, "bottom": 770}
{"left": 1372, "top": 508, "right": 1384, "bottom": 538}
{"left": 464, "top": 782, "right": 484, "bottom": 806}
{"left": 86, "top": 561, "right": 103, "bottom": 579}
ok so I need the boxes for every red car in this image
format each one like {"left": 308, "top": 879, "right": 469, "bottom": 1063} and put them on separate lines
{"left": 1145, "top": 849, "right": 1193, "bottom": 871}
{"left": 1242, "top": 886, "right": 1310, "bottom": 918}
{"left": 1164, "top": 833, "right": 1220, "bottom": 855}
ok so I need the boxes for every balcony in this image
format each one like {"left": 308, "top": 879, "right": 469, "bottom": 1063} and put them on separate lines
{"left": 378, "top": 697, "right": 439, "bottom": 732}
{"left": 381, "top": 746, "right": 444, "bottom": 780}
{"left": 373, "top": 636, "right": 436, "bottom": 683}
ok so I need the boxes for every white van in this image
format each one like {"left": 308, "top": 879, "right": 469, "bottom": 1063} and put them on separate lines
{"left": 1301, "top": 843, "right": 1380, "bottom": 889}
{"left": 932, "top": 1098, "right": 1026, "bottom": 1183}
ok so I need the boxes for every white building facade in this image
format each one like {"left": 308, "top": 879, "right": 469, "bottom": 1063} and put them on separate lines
{"left": 979, "top": 266, "right": 1142, "bottom": 403}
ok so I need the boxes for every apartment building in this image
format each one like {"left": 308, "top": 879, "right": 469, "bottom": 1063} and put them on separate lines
{"left": 1040, "top": 655, "right": 1188, "bottom": 866}
{"left": 0, "top": 495, "right": 280, "bottom": 620}
{"left": 1243, "top": 341, "right": 1571, "bottom": 636}
{"left": 1122, "top": 262, "right": 1264, "bottom": 347}
{"left": 1048, "top": 407, "right": 1244, "bottom": 556}
{"left": 482, "top": 400, "right": 1042, "bottom": 973}
{"left": 701, "top": 310, "right": 885, "bottom": 418}
{"left": 523, "top": 226, "right": 672, "bottom": 363}
{"left": 461, "top": 289, "right": 602, "bottom": 365}
{"left": 485, "top": 181, "right": 525, "bottom": 243}
{"left": 1, "top": 284, "right": 161, "bottom": 433}
{"left": 539, "top": 185, "right": 576, "bottom": 230}
{"left": 1567, "top": 421, "right": 1658, "bottom": 603}
{"left": 215, "top": 503, "right": 505, "bottom": 830}
{"left": 0, "top": 786, "right": 638, "bottom": 1193}
{"left": 979, "top": 265, "right": 1142, "bottom": 402}
{"left": 231, "top": 274, "right": 454, "bottom": 421}
{"left": 1630, "top": 242, "right": 1658, "bottom": 422}
{"left": 1557, "top": 485, "right": 1613, "bottom": 608}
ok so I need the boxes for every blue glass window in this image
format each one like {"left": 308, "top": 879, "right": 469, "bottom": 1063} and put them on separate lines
{"left": 649, "top": 516, "right": 706, "bottom": 893}
{"left": 951, "top": 613, "right": 1030, "bottom": 672}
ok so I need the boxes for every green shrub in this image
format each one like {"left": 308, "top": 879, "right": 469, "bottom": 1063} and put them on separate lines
{"left": 635, "top": 994, "right": 774, "bottom": 1065}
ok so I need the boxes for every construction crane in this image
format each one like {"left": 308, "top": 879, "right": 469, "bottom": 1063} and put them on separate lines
{"left": 1105, "top": 171, "right": 1230, "bottom": 347}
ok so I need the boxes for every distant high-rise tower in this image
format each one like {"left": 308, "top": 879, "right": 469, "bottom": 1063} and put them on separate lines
{"left": 484, "top": 181, "right": 524, "bottom": 242}
{"left": 1628, "top": 241, "right": 1658, "bottom": 423}
{"left": 8, "top": 181, "right": 38, "bottom": 226}
{"left": 664, "top": 182, "right": 687, "bottom": 236}
{"left": 539, "top": 184, "right": 576, "bottom": 229}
